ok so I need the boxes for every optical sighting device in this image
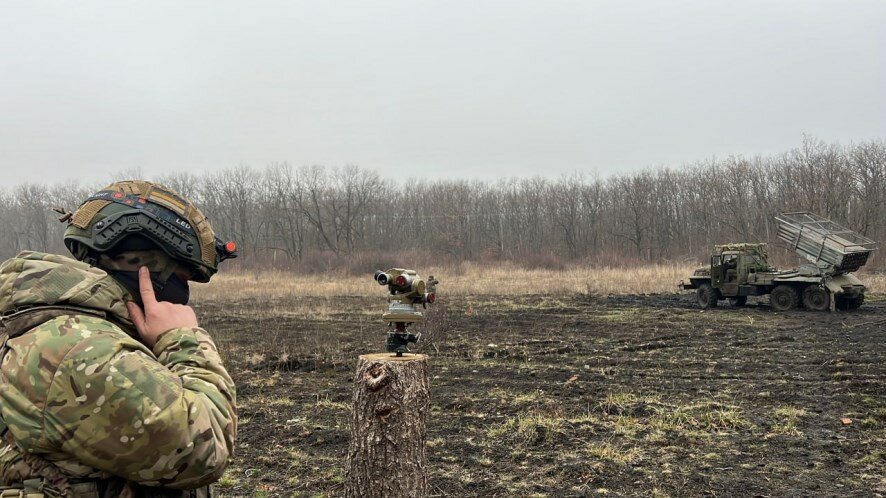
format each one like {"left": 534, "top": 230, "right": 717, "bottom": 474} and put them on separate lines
{"left": 373, "top": 268, "right": 438, "bottom": 356}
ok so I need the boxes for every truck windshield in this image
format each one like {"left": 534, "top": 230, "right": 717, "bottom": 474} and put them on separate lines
{"left": 749, "top": 255, "right": 768, "bottom": 268}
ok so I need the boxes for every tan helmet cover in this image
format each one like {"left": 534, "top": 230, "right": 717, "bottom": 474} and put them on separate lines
{"left": 65, "top": 180, "right": 223, "bottom": 281}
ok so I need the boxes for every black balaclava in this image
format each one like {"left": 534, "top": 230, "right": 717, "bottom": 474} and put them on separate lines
{"left": 98, "top": 235, "right": 191, "bottom": 305}
{"left": 108, "top": 270, "right": 190, "bottom": 305}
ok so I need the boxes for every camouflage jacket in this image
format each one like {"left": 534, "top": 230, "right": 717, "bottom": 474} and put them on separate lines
{"left": 0, "top": 252, "right": 237, "bottom": 492}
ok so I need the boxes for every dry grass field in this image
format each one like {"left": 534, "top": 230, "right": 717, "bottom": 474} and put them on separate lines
{"left": 194, "top": 263, "right": 886, "bottom": 303}
{"left": 192, "top": 264, "right": 696, "bottom": 302}
{"left": 193, "top": 265, "right": 886, "bottom": 497}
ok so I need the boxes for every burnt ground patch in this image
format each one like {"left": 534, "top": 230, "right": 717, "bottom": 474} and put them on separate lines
{"left": 198, "top": 293, "right": 886, "bottom": 497}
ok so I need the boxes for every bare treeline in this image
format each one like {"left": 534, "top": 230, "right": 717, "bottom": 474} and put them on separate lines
{"left": 2, "top": 137, "right": 885, "bottom": 272}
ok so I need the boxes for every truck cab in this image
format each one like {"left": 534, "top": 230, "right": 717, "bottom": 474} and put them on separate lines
{"left": 683, "top": 243, "right": 776, "bottom": 308}
{"left": 712, "top": 250, "right": 773, "bottom": 286}
{"left": 708, "top": 244, "right": 772, "bottom": 293}
{"left": 710, "top": 252, "right": 738, "bottom": 293}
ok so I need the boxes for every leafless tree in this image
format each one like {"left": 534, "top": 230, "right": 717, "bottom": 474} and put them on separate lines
{"left": 2, "top": 137, "right": 885, "bottom": 271}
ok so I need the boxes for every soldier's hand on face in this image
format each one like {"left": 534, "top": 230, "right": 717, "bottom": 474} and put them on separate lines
{"left": 126, "top": 266, "right": 198, "bottom": 348}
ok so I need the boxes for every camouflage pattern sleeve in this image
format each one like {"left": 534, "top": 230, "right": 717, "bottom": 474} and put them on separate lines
{"left": 0, "top": 443, "right": 31, "bottom": 484}
{"left": 152, "top": 326, "right": 238, "bottom": 476}
{"left": 44, "top": 325, "right": 237, "bottom": 489}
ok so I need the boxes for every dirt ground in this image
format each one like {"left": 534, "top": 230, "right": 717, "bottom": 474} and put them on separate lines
{"left": 198, "top": 292, "right": 886, "bottom": 497}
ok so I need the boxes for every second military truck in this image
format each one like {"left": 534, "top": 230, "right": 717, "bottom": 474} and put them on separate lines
{"left": 682, "top": 212, "right": 877, "bottom": 311}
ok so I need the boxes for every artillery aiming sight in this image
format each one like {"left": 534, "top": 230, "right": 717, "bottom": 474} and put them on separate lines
{"left": 374, "top": 268, "right": 438, "bottom": 356}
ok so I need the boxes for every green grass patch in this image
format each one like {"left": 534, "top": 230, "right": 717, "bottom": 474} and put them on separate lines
{"left": 769, "top": 406, "right": 808, "bottom": 435}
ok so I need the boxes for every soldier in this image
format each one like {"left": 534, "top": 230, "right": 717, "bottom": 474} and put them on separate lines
{"left": 0, "top": 181, "right": 238, "bottom": 497}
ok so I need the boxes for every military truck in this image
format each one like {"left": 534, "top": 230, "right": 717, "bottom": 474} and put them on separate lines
{"left": 682, "top": 212, "right": 877, "bottom": 311}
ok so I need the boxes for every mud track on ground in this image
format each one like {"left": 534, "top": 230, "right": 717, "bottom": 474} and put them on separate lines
{"left": 197, "top": 293, "right": 886, "bottom": 497}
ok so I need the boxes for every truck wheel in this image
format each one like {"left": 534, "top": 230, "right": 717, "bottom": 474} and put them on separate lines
{"left": 697, "top": 283, "right": 718, "bottom": 309}
{"left": 802, "top": 286, "right": 831, "bottom": 311}
{"left": 770, "top": 285, "right": 799, "bottom": 311}
{"left": 837, "top": 294, "right": 864, "bottom": 310}
{"left": 847, "top": 294, "right": 865, "bottom": 309}
{"left": 728, "top": 296, "right": 747, "bottom": 307}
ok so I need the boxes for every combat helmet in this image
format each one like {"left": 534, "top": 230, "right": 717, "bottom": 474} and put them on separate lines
{"left": 61, "top": 180, "right": 237, "bottom": 282}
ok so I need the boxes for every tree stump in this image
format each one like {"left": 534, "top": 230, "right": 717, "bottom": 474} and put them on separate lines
{"left": 345, "top": 353, "right": 430, "bottom": 498}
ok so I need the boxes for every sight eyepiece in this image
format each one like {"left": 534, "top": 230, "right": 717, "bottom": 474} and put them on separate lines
{"left": 375, "top": 271, "right": 391, "bottom": 285}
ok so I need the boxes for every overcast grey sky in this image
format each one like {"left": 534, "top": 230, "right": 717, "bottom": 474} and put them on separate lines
{"left": 1, "top": 0, "right": 884, "bottom": 185}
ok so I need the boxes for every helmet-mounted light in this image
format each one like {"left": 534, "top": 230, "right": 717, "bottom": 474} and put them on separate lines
{"left": 216, "top": 238, "right": 239, "bottom": 262}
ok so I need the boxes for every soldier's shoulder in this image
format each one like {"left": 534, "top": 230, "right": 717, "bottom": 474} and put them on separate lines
{"left": 8, "top": 313, "right": 144, "bottom": 370}
{"left": 24, "top": 312, "right": 132, "bottom": 339}
{"left": 1, "top": 314, "right": 147, "bottom": 441}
